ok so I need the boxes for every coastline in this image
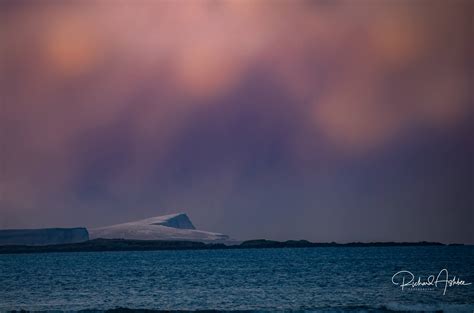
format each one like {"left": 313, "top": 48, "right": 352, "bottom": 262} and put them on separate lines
{"left": 0, "top": 238, "right": 463, "bottom": 255}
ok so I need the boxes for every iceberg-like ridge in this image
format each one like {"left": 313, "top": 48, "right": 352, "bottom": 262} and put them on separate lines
{"left": 89, "top": 213, "right": 230, "bottom": 243}
{"left": 0, "top": 228, "right": 89, "bottom": 246}
{"left": 144, "top": 213, "right": 196, "bottom": 230}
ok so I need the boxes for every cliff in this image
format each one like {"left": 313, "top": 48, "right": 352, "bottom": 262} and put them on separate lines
{"left": 0, "top": 228, "right": 89, "bottom": 246}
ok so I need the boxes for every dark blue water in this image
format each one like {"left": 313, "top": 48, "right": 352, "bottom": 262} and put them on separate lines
{"left": 0, "top": 246, "right": 473, "bottom": 312}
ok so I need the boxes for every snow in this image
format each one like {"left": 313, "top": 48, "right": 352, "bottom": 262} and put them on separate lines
{"left": 89, "top": 213, "right": 230, "bottom": 243}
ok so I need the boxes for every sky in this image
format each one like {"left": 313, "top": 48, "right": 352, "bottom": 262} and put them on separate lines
{"left": 0, "top": 0, "right": 473, "bottom": 243}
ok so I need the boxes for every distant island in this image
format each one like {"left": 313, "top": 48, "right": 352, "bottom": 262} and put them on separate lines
{"left": 0, "top": 238, "right": 462, "bottom": 254}
{"left": 0, "top": 213, "right": 231, "bottom": 246}
{"left": 0, "top": 212, "right": 466, "bottom": 254}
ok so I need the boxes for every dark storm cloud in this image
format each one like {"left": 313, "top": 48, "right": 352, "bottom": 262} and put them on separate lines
{"left": 0, "top": 0, "right": 472, "bottom": 243}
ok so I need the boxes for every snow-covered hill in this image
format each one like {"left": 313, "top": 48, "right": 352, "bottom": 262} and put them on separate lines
{"left": 89, "top": 213, "right": 230, "bottom": 243}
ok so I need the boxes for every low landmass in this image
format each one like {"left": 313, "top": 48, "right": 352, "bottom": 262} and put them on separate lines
{"left": 0, "top": 238, "right": 457, "bottom": 254}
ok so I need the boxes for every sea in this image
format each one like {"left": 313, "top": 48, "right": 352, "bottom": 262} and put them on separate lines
{"left": 0, "top": 246, "right": 473, "bottom": 312}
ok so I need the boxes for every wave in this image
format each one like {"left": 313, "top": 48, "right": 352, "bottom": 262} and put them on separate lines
{"left": 6, "top": 303, "right": 474, "bottom": 313}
